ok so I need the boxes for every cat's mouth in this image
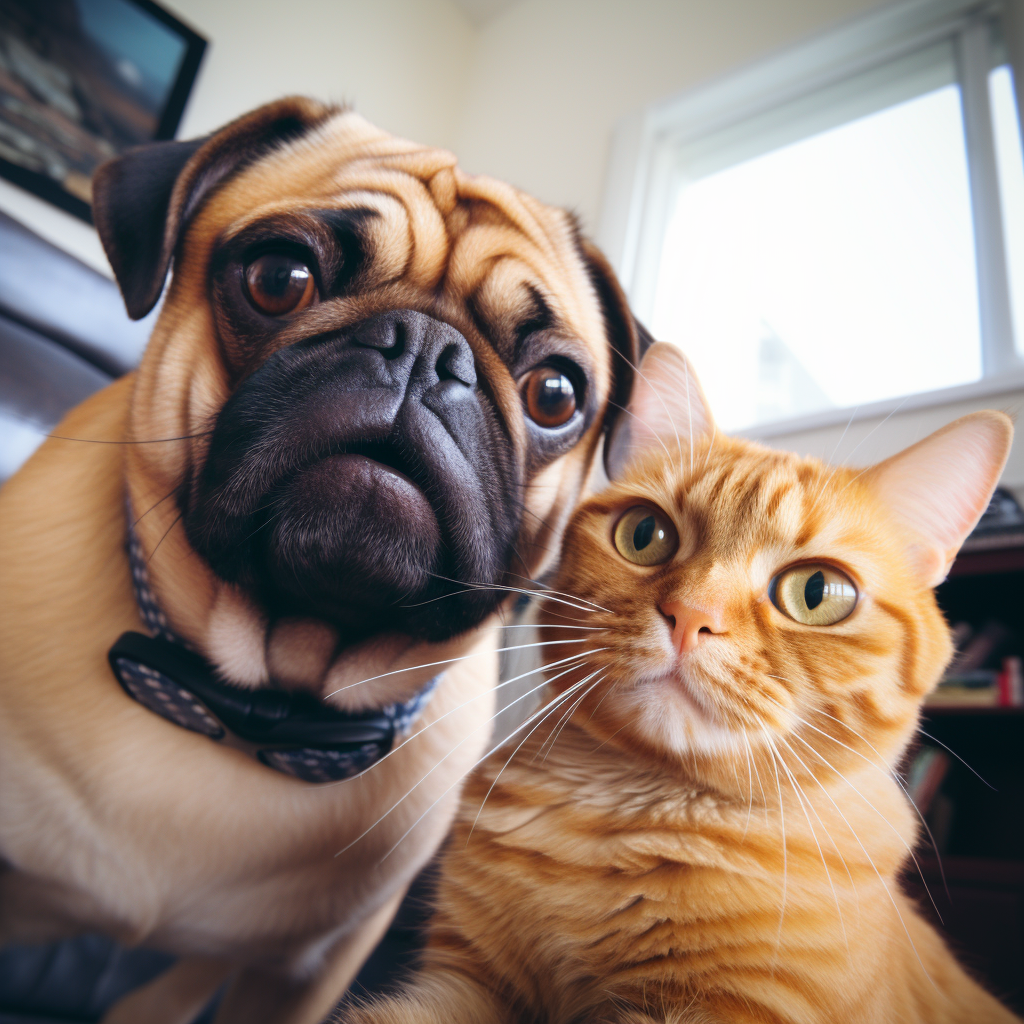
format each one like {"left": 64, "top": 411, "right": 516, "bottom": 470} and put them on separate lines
{"left": 650, "top": 666, "right": 726, "bottom": 724}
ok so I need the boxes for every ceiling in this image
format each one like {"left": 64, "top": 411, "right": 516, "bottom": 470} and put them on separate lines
{"left": 450, "top": 0, "right": 523, "bottom": 28}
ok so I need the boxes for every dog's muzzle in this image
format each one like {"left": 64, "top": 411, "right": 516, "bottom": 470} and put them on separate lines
{"left": 183, "top": 310, "right": 521, "bottom": 641}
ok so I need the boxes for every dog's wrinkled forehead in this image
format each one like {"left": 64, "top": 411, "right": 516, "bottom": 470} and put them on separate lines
{"left": 185, "top": 110, "right": 609, "bottom": 373}
{"left": 93, "top": 97, "right": 644, "bottom": 454}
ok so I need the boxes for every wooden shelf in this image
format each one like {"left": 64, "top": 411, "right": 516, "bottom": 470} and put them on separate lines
{"left": 949, "top": 544, "right": 1024, "bottom": 576}
{"left": 923, "top": 705, "right": 1024, "bottom": 716}
{"left": 902, "top": 855, "right": 1024, "bottom": 1013}
{"left": 911, "top": 543, "right": 1024, "bottom": 1012}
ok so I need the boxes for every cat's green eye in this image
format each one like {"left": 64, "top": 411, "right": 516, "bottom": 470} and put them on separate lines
{"left": 771, "top": 564, "right": 857, "bottom": 626}
{"left": 613, "top": 506, "right": 678, "bottom": 566}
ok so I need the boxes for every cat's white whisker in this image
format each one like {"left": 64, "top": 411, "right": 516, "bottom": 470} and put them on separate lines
{"left": 384, "top": 673, "right": 599, "bottom": 861}
{"left": 773, "top": 733, "right": 859, "bottom": 899}
{"left": 786, "top": 699, "right": 951, "bottom": 889}
{"left": 332, "top": 656, "right": 598, "bottom": 852}
{"left": 740, "top": 730, "right": 755, "bottom": 841}
{"left": 761, "top": 728, "right": 789, "bottom": 968}
{"left": 605, "top": 399, "right": 677, "bottom": 466}
{"left": 789, "top": 726, "right": 945, "bottom": 924}
{"left": 612, "top": 348, "right": 688, "bottom": 476}
{"left": 323, "top": 639, "right": 604, "bottom": 697}
{"left": 403, "top": 583, "right": 604, "bottom": 615}
{"left": 495, "top": 623, "right": 605, "bottom": 630}
{"left": 917, "top": 727, "right": 994, "bottom": 789}
{"left": 321, "top": 651, "right": 592, "bottom": 787}
{"left": 501, "top": 571, "right": 613, "bottom": 613}
{"left": 540, "top": 672, "right": 606, "bottom": 762}
{"left": 763, "top": 731, "right": 849, "bottom": 951}
{"left": 835, "top": 396, "right": 914, "bottom": 497}
{"left": 757, "top": 688, "right": 943, "bottom": 916}
{"left": 682, "top": 355, "right": 694, "bottom": 476}
{"left": 432, "top": 568, "right": 612, "bottom": 613}
{"left": 767, "top": 716, "right": 944, "bottom": 930}
{"left": 539, "top": 673, "right": 604, "bottom": 760}
{"left": 768, "top": 731, "right": 937, "bottom": 988}
{"left": 468, "top": 670, "right": 605, "bottom": 841}
{"left": 811, "top": 406, "right": 861, "bottom": 503}
{"left": 586, "top": 671, "right": 616, "bottom": 720}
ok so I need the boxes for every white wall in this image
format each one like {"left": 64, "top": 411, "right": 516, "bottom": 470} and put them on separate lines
{"left": 759, "top": 385, "right": 1024, "bottom": 489}
{"left": 4, "top": 0, "right": 1022, "bottom": 488}
{"left": 0, "top": 0, "right": 895, "bottom": 272}
{"left": 456, "top": 0, "right": 889, "bottom": 236}
{"left": 168, "top": 0, "right": 474, "bottom": 145}
{"left": 0, "top": 0, "right": 900, "bottom": 267}
{"left": 0, "top": 0, "right": 475, "bottom": 275}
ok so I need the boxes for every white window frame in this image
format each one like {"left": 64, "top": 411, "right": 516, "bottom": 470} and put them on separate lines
{"left": 598, "top": 0, "right": 1024, "bottom": 437}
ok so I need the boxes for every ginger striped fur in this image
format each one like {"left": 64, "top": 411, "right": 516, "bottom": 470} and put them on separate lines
{"left": 339, "top": 344, "right": 1019, "bottom": 1023}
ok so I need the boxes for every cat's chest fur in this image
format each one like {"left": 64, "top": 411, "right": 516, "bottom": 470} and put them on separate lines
{"left": 442, "top": 720, "right": 914, "bottom": 1018}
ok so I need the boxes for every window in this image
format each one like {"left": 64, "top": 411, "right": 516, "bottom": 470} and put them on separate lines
{"left": 600, "top": 0, "right": 1024, "bottom": 433}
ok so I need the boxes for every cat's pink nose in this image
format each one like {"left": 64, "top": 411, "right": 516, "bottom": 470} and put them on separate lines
{"left": 659, "top": 600, "right": 723, "bottom": 654}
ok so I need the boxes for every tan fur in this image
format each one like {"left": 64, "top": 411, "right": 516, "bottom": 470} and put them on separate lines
{"left": 341, "top": 425, "right": 1020, "bottom": 1024}
{"left": 0, "top": 101, "right": 632, "bottom": 1022}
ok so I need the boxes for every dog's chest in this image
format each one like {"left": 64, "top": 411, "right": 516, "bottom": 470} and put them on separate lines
{"left": 1, "top": 636, "right": 496, "bottom": 955}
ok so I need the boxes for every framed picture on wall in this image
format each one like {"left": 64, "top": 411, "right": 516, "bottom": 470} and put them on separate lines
{"left": 0, "top": 0, "right": 206, "bottom": 223}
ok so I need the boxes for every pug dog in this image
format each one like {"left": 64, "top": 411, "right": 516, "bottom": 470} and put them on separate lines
{"left": 0, "top": 98, "right": 647, "bottom": 1024}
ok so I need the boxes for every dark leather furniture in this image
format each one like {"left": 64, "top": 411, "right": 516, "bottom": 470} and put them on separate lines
{"left": 0, "top": 209, "right": 155, "bottom": 482}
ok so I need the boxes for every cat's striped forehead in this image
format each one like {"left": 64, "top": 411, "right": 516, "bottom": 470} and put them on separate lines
{"left": 607, "top": 436, "right": 844, "bottom": 560}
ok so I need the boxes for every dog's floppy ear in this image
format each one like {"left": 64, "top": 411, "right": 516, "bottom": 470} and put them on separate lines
{"left": 92, "top": 96, "right": 333, "bottom": 320}
{"left": 574, "top": 237, "right": 655, "bottom": 475}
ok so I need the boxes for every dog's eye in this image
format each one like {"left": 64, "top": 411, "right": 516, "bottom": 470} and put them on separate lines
{"left": 523, "top": 367, "right": 577, "bottom": 428}
{"left": 244, "top": 254, "right": 315, "bottom": 316}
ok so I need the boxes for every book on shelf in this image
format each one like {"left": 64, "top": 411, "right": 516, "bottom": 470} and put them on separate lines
{"left": 905, "top": 745, "right": 950, "bottom": 815}
{"left": 926, "top": 656, "right": 1023, "bottom": 708}
{"left": 960, "top": 487, "right": 1024, "bottom": 551}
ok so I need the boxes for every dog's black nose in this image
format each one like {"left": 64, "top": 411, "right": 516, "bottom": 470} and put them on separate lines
{"left": 351, "top": 310, "right": 477, "bottom": 397}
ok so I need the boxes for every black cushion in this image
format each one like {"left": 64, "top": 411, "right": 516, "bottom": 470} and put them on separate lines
{"left": 0, "top": 211, "right": 153, "bottom": 377}
{"left": 0, "top": 317, "right": 112, "bottom": 480}
{"left": 0, "top": 210, "right": 150, "bottom": 483}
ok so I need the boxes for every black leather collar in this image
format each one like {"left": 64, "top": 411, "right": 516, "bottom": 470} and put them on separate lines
{"left": 110, "top": 509, "right": 441, "bottom": 783}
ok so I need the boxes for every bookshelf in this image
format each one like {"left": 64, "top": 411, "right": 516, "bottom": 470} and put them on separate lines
{"left": 901, "top": 534, "right": 1024, "bottom": 1013}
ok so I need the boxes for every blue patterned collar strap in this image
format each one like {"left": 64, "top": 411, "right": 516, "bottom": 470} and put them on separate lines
{"left": 111, "top": 514, "right": 442, "bottom": 784}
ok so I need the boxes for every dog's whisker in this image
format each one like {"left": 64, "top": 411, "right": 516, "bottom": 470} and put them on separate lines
{"left": 401, "top": 585, "right": 603, "bottom": 615}
{"left": 42, "top": 425, "right": 214, "bottom": 444}
{"left": 144, "top": 513, "right": 182, "bottom": 565}
{"left": 422, "top": 569, "right": 610, "bottom": 614}
{"left": 130, "top": 487, "right": 179, "bottom": 528}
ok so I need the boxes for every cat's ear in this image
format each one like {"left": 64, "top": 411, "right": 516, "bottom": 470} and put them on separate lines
{"left": 604, "top": 342, "right": 714, "bottom": 479}
{"left": 862, "top": 411, "right": 1013, "bottom": 586}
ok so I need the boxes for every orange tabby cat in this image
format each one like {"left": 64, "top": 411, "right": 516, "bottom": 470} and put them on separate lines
{"left": 340, "top": 344, "right": 1019, "bottom": 1024}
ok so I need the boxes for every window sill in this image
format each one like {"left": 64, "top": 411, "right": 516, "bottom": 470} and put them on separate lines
{"left": 738, "top": 364, "right": 1024, "bottom": 441}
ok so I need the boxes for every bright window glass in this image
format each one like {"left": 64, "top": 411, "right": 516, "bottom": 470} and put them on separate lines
{"left": 650, "top": 81, "right": 982, "bottom": 431}
{"left": 990, "top": 64, "right": 1024, "bottom": 356}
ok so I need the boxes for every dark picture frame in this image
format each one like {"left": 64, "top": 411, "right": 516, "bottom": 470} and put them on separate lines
{"left": 0, "top": 0, "right": 206, "bottom": 223}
